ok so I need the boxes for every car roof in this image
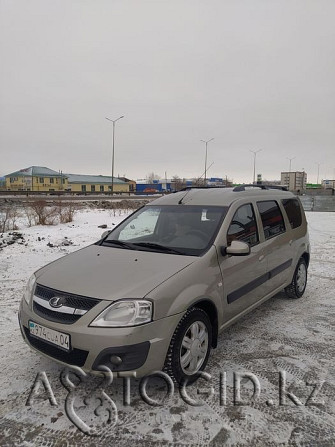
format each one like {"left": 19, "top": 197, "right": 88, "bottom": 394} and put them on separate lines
{"left": 150, "top": 187, "right": 295, "bottom": 207}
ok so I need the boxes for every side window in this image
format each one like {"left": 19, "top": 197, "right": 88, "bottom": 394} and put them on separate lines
{"left": 227, "top": 204, "right": 259, "bottom": 246}
{"left": 282, "top": 198, "right": 302, "bottom": 229}
{"left": 257, "top": 201, "right": 285, "bottom": 240}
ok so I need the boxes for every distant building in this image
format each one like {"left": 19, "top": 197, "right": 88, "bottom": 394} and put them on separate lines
{"left": 281, "top": 171, "right": 307, "bottom": 192}
{"left": 260, "top": 179, "right": 282, "bottom": 186}
{"left": 0, "top": 177, "right": 6, "bottom": 190}
{"left": 322, "top": 179, "right": 335, "bottom": 189}
{"left": 118, "top": 177, "right": 136, "bottom": 193}
{"left": 5, "top": 166, "right": 68, "bottom": 191}
{"left": 66, "top": 173, "right": 128, "bottom": 193}
{"left": 206, "top": 177, "right": 225, "bottom": 187}
{"left": 4, "top": 166, "right": 129, "bottom": 193}
{"left": 136, "top": 178, "right": 173, "bottom": 193}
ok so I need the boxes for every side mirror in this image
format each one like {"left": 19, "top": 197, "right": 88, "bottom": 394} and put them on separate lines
{"left": 222, "top": 240, "right": 250, "bottom": 256}
{"left": 101, "top": 230, "right": 112, "bottom": 239}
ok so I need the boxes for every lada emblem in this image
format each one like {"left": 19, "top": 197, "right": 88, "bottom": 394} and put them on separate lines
{"left": 49, "top": 296, "right": 65, "bottom": 308}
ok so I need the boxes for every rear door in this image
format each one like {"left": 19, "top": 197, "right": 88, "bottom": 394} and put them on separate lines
{"left": 218, "top": 202, "right": 268, "bottom": 324}
{"left": 256, "top": 200, "right": 293, "bottom": 293}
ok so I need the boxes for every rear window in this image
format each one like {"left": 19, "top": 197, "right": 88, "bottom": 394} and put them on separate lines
{"left": 282, "top": 198, "right": 302, "bottom": 229}
{"left": 257, "top": 200, "right": 285, "bottom": 240}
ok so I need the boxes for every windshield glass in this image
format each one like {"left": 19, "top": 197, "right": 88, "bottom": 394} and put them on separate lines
{"left": 102, "top": 205, "right": 228, "bottom": 256}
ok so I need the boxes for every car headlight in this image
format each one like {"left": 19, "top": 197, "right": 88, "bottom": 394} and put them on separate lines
{"left": 90, "top": 300, "right": 153, "bottom": 327}
{"left": 23, "top": 274, "right": 36, "bottom": 305}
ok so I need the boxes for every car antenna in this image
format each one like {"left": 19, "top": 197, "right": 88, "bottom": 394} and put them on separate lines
{"left": 178, "top": 188, "right": 192, "bottom": 204}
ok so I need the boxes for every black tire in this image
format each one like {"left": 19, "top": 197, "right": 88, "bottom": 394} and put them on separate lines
{"left": 163, "top": 307, "right": 212, "bottom": 385}
{"left": 285, "top": 257, "right": 308, "bottom": 299}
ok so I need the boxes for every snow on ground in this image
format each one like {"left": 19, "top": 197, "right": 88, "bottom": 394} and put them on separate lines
{"left": 0, "top": 210, "right": 334, "bottom": 446}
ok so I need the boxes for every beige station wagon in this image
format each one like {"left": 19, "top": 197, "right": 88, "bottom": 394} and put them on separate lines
{"left": 19, "top": 185, "right": 310, "bottom": 383}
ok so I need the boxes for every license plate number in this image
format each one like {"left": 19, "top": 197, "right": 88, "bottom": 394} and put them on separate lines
{"left": 29, "top": 321, "right": 70, "bottom": 351}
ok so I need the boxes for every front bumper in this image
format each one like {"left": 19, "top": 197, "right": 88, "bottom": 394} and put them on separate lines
{"left": 19, "top": 298, "right": 184, "bottom": 377}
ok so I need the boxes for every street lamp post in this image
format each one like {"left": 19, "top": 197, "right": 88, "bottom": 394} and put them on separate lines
{"left": 200, "top": 138, "right": 214, "bottom": 185}
{"left": 315, "top": 162, "right": 321, "bottom": 185}
{"left": 105, "top": 115, "right": 124, "bottom": 194}
{"left": 286, "top": 156, "right": 295, "bottom": 189}
{"left": 250, "top": 149, "right": 262, "bottom": 184}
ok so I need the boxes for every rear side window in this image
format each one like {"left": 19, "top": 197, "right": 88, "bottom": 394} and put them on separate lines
{"left": 227, "top": 203, "right": 259, "bottom": 246}
{"left": 282, "top": 198, "right": 302, "bottom": 229}
{"left": 257, "top": 201, "right": 285, "bottom": 240}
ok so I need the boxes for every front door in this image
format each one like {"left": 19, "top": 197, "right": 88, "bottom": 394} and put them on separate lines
{"left": 218, "top": 203, "right": 268, "bottom": 325}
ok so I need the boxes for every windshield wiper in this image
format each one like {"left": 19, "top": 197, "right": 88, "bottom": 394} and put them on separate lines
{"left": 132, "top": 242, "right": 184, "bottom": 255}
{"left": 102, "top": 239, "right": 135, "bottom": 250}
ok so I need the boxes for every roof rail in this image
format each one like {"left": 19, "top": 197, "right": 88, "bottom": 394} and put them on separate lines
{"left": 175, "top": 186, "right": 227, "bottom": 193}
{"left": 266, "top": 185, "right": 288, "bottom": 191}
{"left": 233, "top": 184, "right": 268, "bottom": 192}
{"left": 233, "top": 184, "right": 288, "bottom": 192}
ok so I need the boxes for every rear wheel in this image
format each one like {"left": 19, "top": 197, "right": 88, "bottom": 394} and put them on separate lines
{"left": 285, "top": 258, "right": 307, "bottom": 299}
{"left": 163, "top": 308, "right": 212, "bottom": 385}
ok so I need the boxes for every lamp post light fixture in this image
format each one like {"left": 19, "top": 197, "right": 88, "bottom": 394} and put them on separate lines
{"left": 250, "top": 149, "right": 262, "bottom": 184}
{"left": 287, "top": 156, "right": 296, "bottom": 173}
{"left": 105, "top": 115, "right": 124, "bottom": 194}
{"left": 200, "top": 138, "right": 214, "bottom": 185}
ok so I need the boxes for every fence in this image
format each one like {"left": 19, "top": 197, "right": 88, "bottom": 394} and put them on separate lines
{"left": 300, "top": 195, "right": 335, "bottom": 212}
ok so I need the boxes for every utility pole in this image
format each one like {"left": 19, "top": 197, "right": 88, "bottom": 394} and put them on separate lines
{"left": 200, "top": 138, "right": 214, "bottom": 185}
{"left": 250, "top": 149, "right": 262, "bottom": 184}
{"left": 315, "top": 162, "right": 321, "bottom": 185}
{"left": 105, "top": 115, "right": 124, "bottom": 194}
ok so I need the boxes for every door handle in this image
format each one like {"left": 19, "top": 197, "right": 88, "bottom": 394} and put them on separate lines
{"left": 259, "top": 255, "right": 265, "bottom": 262}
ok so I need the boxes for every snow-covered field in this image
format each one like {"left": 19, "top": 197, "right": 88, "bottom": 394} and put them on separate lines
{"left": 0, "top": 209, "right": 334, "bottom": 446}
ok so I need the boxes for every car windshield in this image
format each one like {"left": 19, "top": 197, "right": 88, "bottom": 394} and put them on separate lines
{"left": 101, "top": 205, "right": 228, "bottom": 256}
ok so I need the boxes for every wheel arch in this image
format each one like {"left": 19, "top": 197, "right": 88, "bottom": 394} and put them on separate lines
{"left": 301, "top": 252, "right": 310, "bottom": 268}
{"left": 189, "top": 299, "right": 218, "bottom": 348}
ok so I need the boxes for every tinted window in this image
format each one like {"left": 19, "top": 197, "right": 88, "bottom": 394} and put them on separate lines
{"left": 227, "top": 204, "right": 259, "bottom": 246}
{"left": 282, "top": 198, "right": 302, "bottom": 229}
{"left": 257, "top": 201, "right": 285, "bottom": 240}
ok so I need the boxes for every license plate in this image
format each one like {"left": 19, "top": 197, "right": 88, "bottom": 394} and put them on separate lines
{"left": 29, "top": 321, "right": 71, "bottom": 351}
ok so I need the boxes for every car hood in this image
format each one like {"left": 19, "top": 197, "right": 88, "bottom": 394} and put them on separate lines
{"left": 36, "top": 244, "right": 195, "bottom": 300}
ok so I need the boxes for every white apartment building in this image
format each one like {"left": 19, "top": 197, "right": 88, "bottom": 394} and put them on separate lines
{"left": 281, "top": 171, "right": 307, "bottom": 191}
{"left": 322, "top": 179, "right": 335, "bottom": 189}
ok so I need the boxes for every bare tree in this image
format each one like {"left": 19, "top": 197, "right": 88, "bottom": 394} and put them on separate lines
{"left": 0, "top": 207, "right": 11, "bottom": 233}
{"left": 0, "top": 206, "right": 21, "bottom": 232}
{"left": 54, "top": 200, "right": 78, "bottom": 223}
{"left": 171, "top": 175, "right": 185, "bottom": 191}
{"left": 29, "top": 199, "right": 57, "bottom": 225}
{"left": 146, "top": 172, "right": 161, "bottom": 183}
{"left": 23, "top": 204, "right": 37, "bottom": 227}
{"left": 60, "top": 203, "right": 77, "bottom": 223}
{"left": 8, "top": 207, "right": 20, "bottom": 230}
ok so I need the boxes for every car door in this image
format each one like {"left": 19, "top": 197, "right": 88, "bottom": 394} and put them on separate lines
{"left": 255, "top": 200, "right": 294, "bottom": 294}
{"left": 218, "top": 202, "right": 268, "bottom": 324}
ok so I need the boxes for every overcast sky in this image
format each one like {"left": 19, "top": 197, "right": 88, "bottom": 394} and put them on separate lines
{"left": 1, "top": 0, "right": 335, "bottom": 183}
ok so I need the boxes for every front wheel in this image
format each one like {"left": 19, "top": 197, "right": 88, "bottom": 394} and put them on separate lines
{"left": 285, "top": 257, "right": 308, "bottom": 299}
{"left": 163, "top": 307, "right": 212, "bottom": 385}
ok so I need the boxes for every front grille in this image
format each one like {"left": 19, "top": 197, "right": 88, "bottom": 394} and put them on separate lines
{"left": 24, "top": 327, "right": 88, "bottom": 367}
{"left": 35, "top": 284, "right": 100, "bottom": 310}
{"left": 33, "top": 284, "right": 101, "bottom": 324}
{"left": 33, "top": 302, "right": 80, "bottom": 323}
